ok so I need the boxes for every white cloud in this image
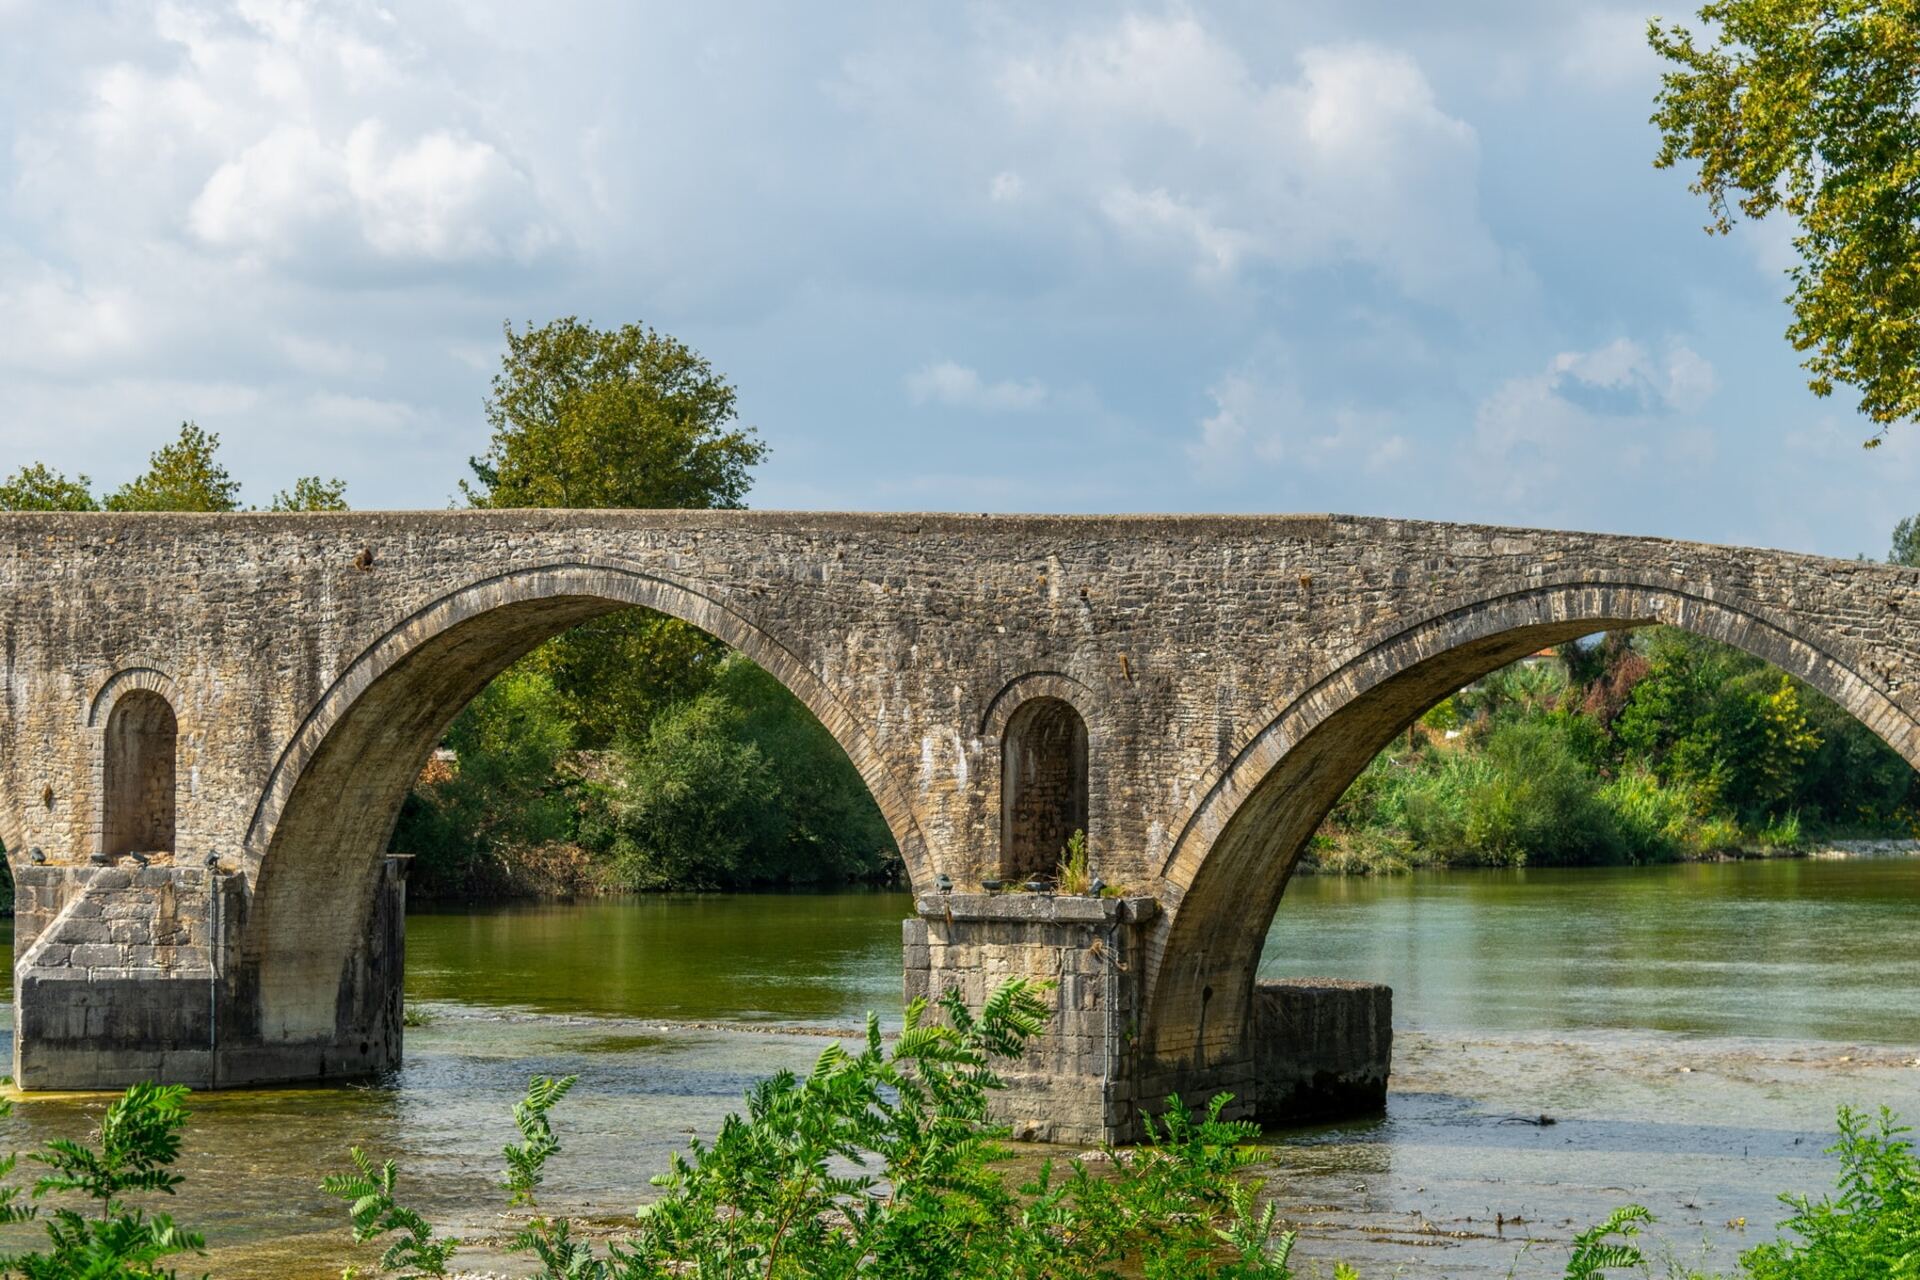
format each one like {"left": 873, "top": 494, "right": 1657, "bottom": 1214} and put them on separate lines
{"left": 0, "top": 256, "right": 141, "bottom": 371}
{"left": 1188, "top": 362, "right": 1409, "bottom": 476}
{"left": 989, "top": 170, "right": 1024, "bottom": 202}
{"left": 1099, "top": 187, "right": 1254, "bottom": 279}
{"left": 25, "top": 2, "right": 557, "bottom": 270}
{"left": 994, "top": 17, "right": 1515, "bottom": 304}
{"left": 906, "top": 361, "right": 1047, "bottom": 411}
{"left": 1472, "top": 339, "right": 1720, "bottom": 509}
{"left": 189, "top": 120, "right": 544, "bottom": 263}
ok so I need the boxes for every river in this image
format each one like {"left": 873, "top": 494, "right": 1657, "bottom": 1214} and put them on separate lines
{"left": 0, "top": 858, "right": 1915, "bottom": 1277}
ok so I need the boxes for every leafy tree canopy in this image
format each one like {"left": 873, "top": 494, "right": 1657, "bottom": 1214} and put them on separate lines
{"left": 269, "top": 475, "right": 350, "bottom": 512}
{"left": 0, "top": 463, "right": 99, "bottom": 512}
{"left": 1650, "top": 2, "right": 1920, "bottom": 439}
{"left": 105, "top": 422, "right": 242, "bottom": 512}
{"left": 1892, "top": 512, "right": 1920, "bottom": 565}
{"left": 463, "top": 316, "right": 766, "bottom": 510}
{"left": 460, "top": 318, "right": 770, "bottom": 749}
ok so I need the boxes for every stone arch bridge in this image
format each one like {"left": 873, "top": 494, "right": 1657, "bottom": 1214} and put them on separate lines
{"left": 3, "top": 510, "right": 1916, "bottom": 1142}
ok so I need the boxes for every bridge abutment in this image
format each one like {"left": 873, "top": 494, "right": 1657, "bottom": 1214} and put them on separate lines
{"left": 12, "top": 858, "right": 406, "bottom": 1090}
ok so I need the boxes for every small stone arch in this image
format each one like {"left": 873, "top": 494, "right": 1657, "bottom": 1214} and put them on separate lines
{"left": 101, "top": 691, "right": 177, "bottom": 857}
{"left": 981, "top": 673, "right": 1103, "bottom": 884}
{"left": 999, "top": 697, "right": 1089, "bottom": 883}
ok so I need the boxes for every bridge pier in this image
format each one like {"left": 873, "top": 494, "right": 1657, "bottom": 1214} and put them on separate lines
{"left": 905, "top": 893, "right": 1159, "bottom": 1145}
{"left": 12, "top": 859, "right": 406, "bottom": 1091}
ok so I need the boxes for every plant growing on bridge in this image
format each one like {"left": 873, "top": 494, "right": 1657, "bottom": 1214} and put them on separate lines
{"left": 1057, "top": 828, "right": 1091, "bottom": 894}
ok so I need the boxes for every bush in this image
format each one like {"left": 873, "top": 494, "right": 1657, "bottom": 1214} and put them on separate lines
{"left": 585, "top": 656, "right": 898, "bottom": 891}
{"left": 393, "top": 664, "right": 580, "bottom": 899}
{"left": 0, "top": 1080, "right": 206, "bottom": 1279}
{"left": 1315, "top": 625, "right": 1920, "bottom": 875}
{"left": 329, "top": 980, "right": 1302, "bottom": 1279}
{"left": 1739, "top": 1106, "right": 1920, "bottom": 1280}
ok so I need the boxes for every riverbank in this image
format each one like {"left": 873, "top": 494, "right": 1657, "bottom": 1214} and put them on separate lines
{"left": 1301, "top": 834, "right": 1920, "bottom": 876}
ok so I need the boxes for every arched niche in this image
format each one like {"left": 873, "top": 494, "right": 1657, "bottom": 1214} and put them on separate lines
{"left": 1000, "top": 696, "right": 1089, "bottom": 882}
{"left": 103, "top": 689, "right": 177, "bottom": 856}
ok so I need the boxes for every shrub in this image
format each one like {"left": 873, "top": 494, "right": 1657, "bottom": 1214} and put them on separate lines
{"left": 1740, "top": 1106, "right": 1920, "bottom": 1280}
{"left": 329, "top": 980, "right": 1303, "bottom": 1279}
{"left": 0, "top": 1080, "right": 207, "bottom": 1279}
{"left": 583, "top": 656, "right": 898, "bottom": 891}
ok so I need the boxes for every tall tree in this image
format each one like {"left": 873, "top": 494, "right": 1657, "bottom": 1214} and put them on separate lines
{"left": 1892, "top": 513, "right": 1920, "bottom": 566}
{"left": 462, "top": 319, "right": 769, "bottom": 746}
{"left": 463, "top": 317, "right": 766, "bottom": 510}
{"left": 105, "top": 423, "right": 242, "bottom": 512}
{"left": 1650, "top": 2, "right": 1920, "bottom": 440}
{"left": 269, "top": 476, "right": 351, "bottom": 512}
{"left": 0, "top": 463, "right": 98, "bottom": 512}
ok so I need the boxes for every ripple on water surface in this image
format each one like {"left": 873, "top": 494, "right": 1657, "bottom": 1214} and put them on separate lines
{"left": 0, "top": 864, "right": 1911, "bottom": 1277}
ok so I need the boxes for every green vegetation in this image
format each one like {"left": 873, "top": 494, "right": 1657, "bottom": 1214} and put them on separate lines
{"left": 1309, "top": 628, "right": 1919, "bottom": 874}
{"left": 394, "top": 652, "right": 898, "bottom": 898}
{"left": 0, "top": 1081, "right": 206, "bottom": 1278}
{"left": 461, "top": 316, "right": 766, "bottom": 751}
{"left": 317, "top": 981, "right": 1917, "bottom": 1279}
{"left": 1650, "top": 1, "right": 1920, "bottom": 441}
{"left": 326, "top": 980, "right": 1301, "bottom": 1279}
{"left": 0, "top": 422, "right": 344, "bottom": 516}
{"left": 395, "top": 317, "right": 892, "bottom": 899}
{"left": 0, "top": 991, "right": 1895, "bottom": 1277}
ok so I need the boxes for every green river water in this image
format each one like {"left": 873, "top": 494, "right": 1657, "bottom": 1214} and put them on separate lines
{"left": 1, "top": 858, "right": 1916, "bottom": 1277}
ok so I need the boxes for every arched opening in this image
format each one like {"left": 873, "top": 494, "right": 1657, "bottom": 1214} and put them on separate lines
{"left": 1140, "top": 582, "right": 1920, "bottom": 1107}
{"left": 102, "top": 689, "right": 176, "bottom": 856}
{"left": 1000, "top": 696, "right": 1089, "bottom": 882}
{"left": 241, "top": 565, "right": 923, "bottom": 1048}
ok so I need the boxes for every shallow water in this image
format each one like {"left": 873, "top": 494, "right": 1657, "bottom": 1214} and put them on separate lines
{"left": 0, "top": 861, "right": 1913, "bottom": 1277}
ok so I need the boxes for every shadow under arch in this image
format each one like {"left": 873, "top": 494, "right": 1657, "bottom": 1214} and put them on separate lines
{"left": 1138, "top": 575, "right": 1920, "bottom": 1092}
{"left": 241, "top": 561, "right": 928, "bottom": 1044}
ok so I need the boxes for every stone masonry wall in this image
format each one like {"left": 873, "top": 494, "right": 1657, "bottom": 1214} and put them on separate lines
{"left": 905, "top": 893, "right": 1155, "bottom": 1145}
{"left": 0, "top": 510, "right": 1914, "bottom": 1135}
{"left": 1251, "top": 978, "right": 1392, "bottom": 1123}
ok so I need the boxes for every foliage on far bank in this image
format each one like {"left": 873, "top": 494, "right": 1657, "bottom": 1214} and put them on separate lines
{"left": 394, "top": 653, "right": 899, "bottom": 900}
{"left": 1308, "top": 628, "right": 1920, "bottom": 875}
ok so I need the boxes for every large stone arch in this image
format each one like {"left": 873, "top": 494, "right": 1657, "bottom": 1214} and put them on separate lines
{"left": 1137, "top": 574, "right": 1920, "bottom": 1108}
{"left": 241, "top": 561, "right": 927, "bottom": 1044}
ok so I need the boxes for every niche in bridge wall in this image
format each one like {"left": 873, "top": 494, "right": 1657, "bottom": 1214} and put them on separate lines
{"left": 102, "top": 689, "right": 176, "bottom": 856}
{"left": 1000, "top": 696, "right": 1089, "bottom": 882}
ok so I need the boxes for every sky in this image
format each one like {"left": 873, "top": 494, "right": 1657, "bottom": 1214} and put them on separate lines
{"left": 0, "top": 0, "right": 1913, "bottom": 558}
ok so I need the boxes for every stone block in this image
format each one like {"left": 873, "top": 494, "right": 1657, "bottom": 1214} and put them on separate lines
{"left": 1250, "top": 978, "right": 1391, "bottom": 1124}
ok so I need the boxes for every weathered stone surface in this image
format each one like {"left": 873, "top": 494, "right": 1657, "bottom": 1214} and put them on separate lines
{"left": 1250, "top": 978, "right": 1391, "bottom": 1124}
{"left": 1, "top": 510, "right": 1915, "bottom": 1139}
